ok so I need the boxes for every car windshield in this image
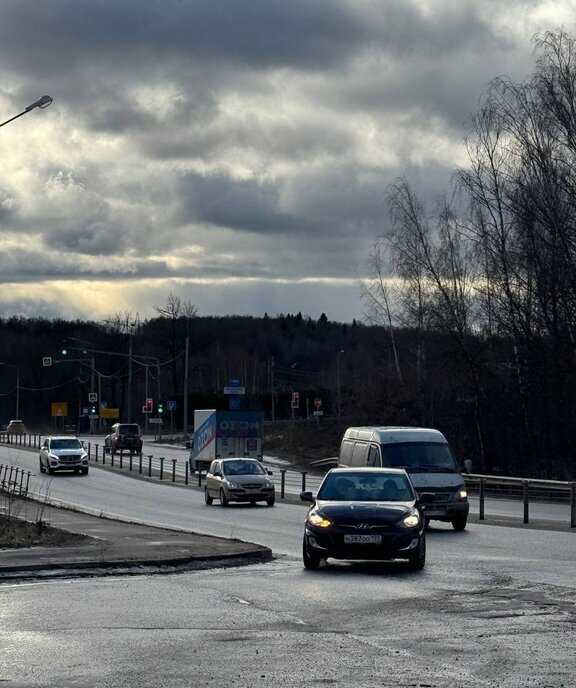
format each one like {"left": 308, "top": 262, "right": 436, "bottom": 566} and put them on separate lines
{"left": 380, "top": 442, "right": 459, "bottom": 472}
{"left": 318, "top": 472, "right": 414, "bottom": 502}
{"left": 50, "top": 439, "right": 82, "bottom": 450}
{"left": 222, "top": 460, "right": 265, "bottom": 476}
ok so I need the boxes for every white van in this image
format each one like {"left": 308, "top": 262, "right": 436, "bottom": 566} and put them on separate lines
{"left": 339, "top": 426, "right": 469, "bottom": 530}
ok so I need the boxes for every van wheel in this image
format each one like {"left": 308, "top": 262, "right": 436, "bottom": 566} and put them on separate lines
{"left": 451, "top": 516, "right": 467, "bottom": 531}
{"left": 219, "top": 489, "right": 229, "bottom": 507}
{"left": 266, "top": 496, "right": 276, "bottom": 507}
{"left": 82, "top": 467, "right": 89, "bottom": 475}
{"left": 204, "top": 489, "right": 213, "bottom": 505}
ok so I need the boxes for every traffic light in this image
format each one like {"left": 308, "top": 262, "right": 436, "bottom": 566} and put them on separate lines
{"left": 61, "top": 349, "right": 68, "bottom": 355}
{"left": 146, "top": 398, "right": 153, "bottom": 413}
{"left": 158, "top": 403, "right": 164, "bottom": 414}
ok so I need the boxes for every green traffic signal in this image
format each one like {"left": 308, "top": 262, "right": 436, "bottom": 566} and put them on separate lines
{"left": 61, "top": 349, "right": 67, "bottom": 355}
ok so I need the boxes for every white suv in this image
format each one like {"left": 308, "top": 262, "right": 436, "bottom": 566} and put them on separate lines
{"left": 39, "top": 436, "right": 89, "bottom": 475}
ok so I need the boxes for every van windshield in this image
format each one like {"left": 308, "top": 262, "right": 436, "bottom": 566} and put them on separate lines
{"left": 380, "top": 442, "right": 459, "bottom": 472}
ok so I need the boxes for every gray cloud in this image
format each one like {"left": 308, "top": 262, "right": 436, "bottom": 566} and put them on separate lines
{"left": 0, "top": 0, "right": 568, "bottom": 323}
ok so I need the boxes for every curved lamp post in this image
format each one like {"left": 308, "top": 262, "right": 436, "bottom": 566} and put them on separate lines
{"left": 0, "top": 95, "right": 53, "bottom": 129}
{"left": 0, "top": 362, "right": 20, "bottom": 419}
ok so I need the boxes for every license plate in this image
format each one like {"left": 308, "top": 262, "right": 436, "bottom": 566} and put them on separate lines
{"left": 344, "top": 534, "right": 382, "bottom": 544}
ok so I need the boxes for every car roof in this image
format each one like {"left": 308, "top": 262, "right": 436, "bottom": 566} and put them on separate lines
{"left": 219, "top": 457, "right": 260, "bottom": 462}
{"left": 47, "top": 435, "right": 80, "bottom": 440}
{"left": 328, "top": 467, "right": 408, "bottom": 476}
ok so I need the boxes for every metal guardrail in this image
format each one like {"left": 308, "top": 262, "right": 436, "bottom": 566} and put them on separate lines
{"left": 465, "top": 473, "right": 576, "bottom": 527}
{"left": 0, "top": 463, "right": 32, "bottom": 497}
{"left": 1, "top": 433, "right": 575, "bottom": 526}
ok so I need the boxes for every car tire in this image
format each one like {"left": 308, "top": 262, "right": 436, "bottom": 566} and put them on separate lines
{"left": 266, "top": 496, "right": 276, "bottom": 507}
{"left": 406, "top": 535, "right": 426, "bottom": 571}
{"left": 47, "top": 465, "right": 55, "bottom": 476}
{"left": 451, "top": 516, "right": 467, "bottom": 531}
{"left": 81, "top": 468, "right": 89, "bottom": 475}
{"left": 219, "top": 489, "right": 229, "bottom": 507}
{"left": 424, "top": 517, "right": 431, "bottom": 528}
{"left": 302, "top": 537, "right": 322, "bottom": 570}
{"left": 204, "top": 489, "right": 213, "bottom": 505}
{"left": 39, "top": 457, "right": 46, "bottom": 473}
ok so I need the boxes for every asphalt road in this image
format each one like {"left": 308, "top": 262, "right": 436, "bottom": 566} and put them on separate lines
{"left": 1, "top": 442, "right": 575, "bottom": 687}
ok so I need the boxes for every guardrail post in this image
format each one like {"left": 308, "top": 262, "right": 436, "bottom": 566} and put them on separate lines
{"left": 24, "top": 471, "right": 31, "bottom": 496}
{"left": 571, "top": 483, "right": 576, "bottom": 528}
{"left": 185, "top": 461, "right": 189, "bottom": 485}
{"left": 523, "top": 480, "right": 530, "bottom": 524}
{"left": 18, "top": 468, "right": 25, "bottom": 495}
{"left": 171, "top": 459, "right": 177, "bottom": 482}
{"left": 139, "top": 454, "right": 143, "bottom": 474}
{"left": 280, "top": 469, "right": 286, "bottom": 499}
{"left": 111, "top": 451, "right": 115, "bottom": 467}
{"left": 479, "top": 479, "right": 485, "bottom": 520}
{"left": 148, "top": 455, "right": 153, "bottom": 477}
{"left": 159, "top": 458, "right": 164, "bottom": 480}
{"left": 301, "top": 471, "right": 307, "bottom": 492}
{"left": 8, "top": 465, "right": 14, "bottom": 487}
{"left": 119, "top": 451, "right": 124, "bottom": 469}
{"left": 88, "top": 442, "right": 91, "bottom": 459}
{"left": 197, "top": 469, "right": 202, "bottom": 487}
{"left": 94, "top": 444, "right": 99, "bottom": 463}
{"left": 129, "top": 454, "right": 133, "bottom": 472}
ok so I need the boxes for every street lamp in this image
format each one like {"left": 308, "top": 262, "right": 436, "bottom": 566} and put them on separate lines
{"left": 0, "top": 95, "right": 53, "bottom": 129}
{"left": 0, "top": 362, "right": 20, "bottom": 419}
{"left": 337, "top": 350, "right": 344, "bottom": 420}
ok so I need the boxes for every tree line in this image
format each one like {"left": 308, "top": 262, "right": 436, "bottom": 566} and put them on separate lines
{"left": 361, "top": 29, "right": 576, "bottom": 480}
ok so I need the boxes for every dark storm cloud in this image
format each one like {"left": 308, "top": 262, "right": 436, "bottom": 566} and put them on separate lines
{"left": 0, "top": 0, "right": 563, "bottom": 322}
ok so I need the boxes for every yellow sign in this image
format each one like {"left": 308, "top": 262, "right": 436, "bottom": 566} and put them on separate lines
{"left": 51, "top": 402, "right": 68, "bottom": 417}
{"left": 100, "top": 407, "right": 120, "bottom": 419}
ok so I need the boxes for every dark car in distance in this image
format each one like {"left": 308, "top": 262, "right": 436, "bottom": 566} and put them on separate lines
{"left": 300, "top": 467, "right": 432, "bottom": 571}
{"left": 104, "top": 423, "right": 143, "bottom": 454}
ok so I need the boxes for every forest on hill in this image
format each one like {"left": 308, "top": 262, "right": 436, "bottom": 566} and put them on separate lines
{"left": 0, "top": 305, "right": 574, "bottom": 481}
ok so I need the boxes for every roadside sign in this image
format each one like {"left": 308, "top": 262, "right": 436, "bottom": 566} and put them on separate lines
{"left": 51, "top": 402, "right": 68, "bottom": 418}
{"left": 224, "top": 386, "right": 245, "bottom": 395}
{"left": 313, "top": 410, "right": 324, "bottom": 417}
{"left": 167, "top": 400, "right": 177, "bottom": 411}
{"left": 42, "top": 356, "right": 52, "bottom": 367}
{"left": 149, "top": 418, "right": 163, "bottom": 424}
{"left": 88, "top": 392, "right": 98, "bottom": 403}
{"left": 100, "top": 407, "right": 120, "bottom": 419}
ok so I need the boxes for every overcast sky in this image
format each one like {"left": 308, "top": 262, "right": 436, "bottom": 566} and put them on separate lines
{"left": 0, "top": 1, "right": 573, "bottom": 324}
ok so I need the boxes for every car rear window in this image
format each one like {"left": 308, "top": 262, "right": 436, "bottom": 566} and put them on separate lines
{"left": 119, "top": 425, "right": 140, "bottom": 434}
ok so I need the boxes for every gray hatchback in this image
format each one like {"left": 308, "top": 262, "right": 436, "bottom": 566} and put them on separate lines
{"left": 204, "top": 458, "right": 275, "bottom": 507}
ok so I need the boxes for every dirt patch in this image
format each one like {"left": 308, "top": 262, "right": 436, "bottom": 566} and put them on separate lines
{"left": 0, "top": 515, "right": 90, "bottom": 549}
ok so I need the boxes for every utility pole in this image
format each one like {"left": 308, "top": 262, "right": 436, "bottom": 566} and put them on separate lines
{"left": 183, "top": 335, "right": 190, "bottom": 439}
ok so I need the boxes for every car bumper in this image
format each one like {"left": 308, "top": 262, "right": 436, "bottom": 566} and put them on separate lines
{"left": 422, "top": 500, "right": 469, "bottom": 521}
{"left": 226, "top": 489, "right": 275, "bottom": 503}
{"left": 48, "top": 460, "right": 89, "bottom": 471}
{"left": 304, "top": 526, "right": 423, "bottom": 561}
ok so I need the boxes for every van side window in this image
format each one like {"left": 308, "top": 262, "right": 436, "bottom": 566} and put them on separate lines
{"left": 367, "top": 445, "right": 381, "bottom": 467}
{"left": 351, "top": 442, "right": 368, "bottom": 467}
{"left": 340, "top": 440, "right": 354, "bottom": 466}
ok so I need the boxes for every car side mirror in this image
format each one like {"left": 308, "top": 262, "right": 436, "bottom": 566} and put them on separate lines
{"left": 300, "top": 491, "right": 315, "bottom": 504}
{"left": 214, "top": 471, "right": 222, "bottom": 478}
{"left": 266, "top": 469, "right": 273, "bottom": 475}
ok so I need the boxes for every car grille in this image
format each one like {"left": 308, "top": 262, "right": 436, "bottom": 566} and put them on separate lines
{"left": 59, "top": 454, "right": 82, "bottom": 463}
{"left": 240, "top": 483, "right": 266, "bottom": 490}
{"left": 339, "top": 523, "right": 389, "bottom": 531}
{"left": 418, "top": 491, "right": 452, "bottom": 503}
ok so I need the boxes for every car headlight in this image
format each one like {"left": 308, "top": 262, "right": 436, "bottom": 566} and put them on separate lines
{"left": 49, "top": 453, "right": 59, "bottom": 460}
{"left": 457, "top": 488, "right": 468, "bottom": 500}
{"left": 227, "top": 481, "right": 242, "bottom": 488}
{"left": 308, "top": 512, "right": 332, "bottom": 528}
{"left": 265, "top": 480, "right": 274, "bottom": 488}
{"left": 401, "top": 511, "right": 421, "bottom": 528}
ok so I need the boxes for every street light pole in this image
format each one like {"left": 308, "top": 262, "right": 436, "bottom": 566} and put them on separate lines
{"left": 0, "top": 362, "right": 20, "bottom": 419}
{"left": 337, "top": 350, "right": 344, "bottom": 420}
{"left": 0, "top": 95, "right": 53, "bottom": 129}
